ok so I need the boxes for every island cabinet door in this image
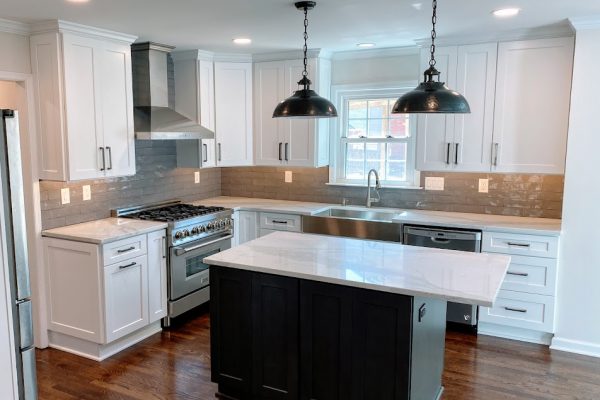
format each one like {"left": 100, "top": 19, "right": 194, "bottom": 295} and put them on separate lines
{"left": 299, "top": 281, "right": 354, "bottom": 400}
{"left": 210, "top": 266, "right": 253, "bottom": 398}
{"left": 351, "top": 290, "right": 413, "bottom": 400}
{"left": 251, "top": 273, "right": 299, "bottom": 399}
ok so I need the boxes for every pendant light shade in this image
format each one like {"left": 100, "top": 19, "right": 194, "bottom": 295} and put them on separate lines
{"left": 272, "top": 1, "right": 338, "bottom": 119}
{"left": 392, "top": 0, "right": 470, "bottom": 114}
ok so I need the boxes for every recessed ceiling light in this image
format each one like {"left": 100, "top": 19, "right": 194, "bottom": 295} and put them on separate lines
{"left": 232, "top": 38, "right": 252, "bottom": 45}
{"left": 492, "top": 8, "right": 521, "bottom": 18}
{"left": 357, "top": 43, "right": 376, "bottom": 48}
{"left": 66, "top": 0, "right": 90, "bottom": 3}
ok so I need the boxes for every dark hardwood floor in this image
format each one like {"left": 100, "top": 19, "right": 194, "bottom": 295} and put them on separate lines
{"left": 36, "top": 306, "right": 600, "bottom": 400}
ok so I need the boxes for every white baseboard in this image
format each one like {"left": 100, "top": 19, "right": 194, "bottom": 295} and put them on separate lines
{"left": 551, "top": 337, "right": 600, "bottom": 358}
{"left": 478, "top": 322, "right": 553, "bottom": 345}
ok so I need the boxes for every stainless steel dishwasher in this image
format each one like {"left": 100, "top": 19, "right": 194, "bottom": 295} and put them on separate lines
{"left": 403, "top": 225, "right": 482, "bottom": 329}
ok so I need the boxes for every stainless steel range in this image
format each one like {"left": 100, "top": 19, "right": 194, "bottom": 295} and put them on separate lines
{"left": 112, "top": 201, "right": 233, "bottom": 326}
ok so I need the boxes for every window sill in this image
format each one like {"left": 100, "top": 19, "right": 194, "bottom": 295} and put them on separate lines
{"left": 326, "top": 182, "right": 423, "bottom": 190}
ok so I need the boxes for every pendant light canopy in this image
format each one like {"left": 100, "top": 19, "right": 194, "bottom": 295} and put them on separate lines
{"left": 273, "top": 1, "right": 338, "bottom": 119}
{"left": 392, "top": 0, "right": 470, "bottom": 114}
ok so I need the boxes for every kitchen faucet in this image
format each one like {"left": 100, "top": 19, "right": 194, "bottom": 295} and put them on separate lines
{"left": 366, "top": 169, "right": 381, "bottom": 208}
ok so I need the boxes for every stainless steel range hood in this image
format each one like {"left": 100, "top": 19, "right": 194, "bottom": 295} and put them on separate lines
{"left": 131, "top": 42, "right": 214, "bottom": 140}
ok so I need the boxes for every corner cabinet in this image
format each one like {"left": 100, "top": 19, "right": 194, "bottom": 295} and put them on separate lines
{"left": 416, "top": 37, "right": 574, "bottom": 174}
{"left": 254, "top": 58, "right": 331, "bottom": 167}
{"left": 43, "top": 229, "right": 167, "bottom": 361}
{"left": 30, "top": 22, "right": 137, "bottom": 181}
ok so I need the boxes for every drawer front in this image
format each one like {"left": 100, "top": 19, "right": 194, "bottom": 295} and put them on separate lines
{"left": 501, "top": 255, "right": 557, "bottom": 295}
{"left": 479, "top": 290, "right": 555, "bottom": 332}
{"left": 259, "top": 212, "right": 302, "bottom": 232}
{"left": 103, "top": 234, "right": 147, "bottom": 266}
{"left": 482, "top": 232, "right": 558, "bottom": 258}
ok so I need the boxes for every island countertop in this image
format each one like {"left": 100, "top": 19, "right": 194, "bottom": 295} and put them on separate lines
{"left": 204, "top": 231, "right": 510, "bottom": 307}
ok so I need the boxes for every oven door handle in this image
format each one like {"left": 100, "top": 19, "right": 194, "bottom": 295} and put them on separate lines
{"left": 173, "top": 234, "right": 233, "bottom": 256}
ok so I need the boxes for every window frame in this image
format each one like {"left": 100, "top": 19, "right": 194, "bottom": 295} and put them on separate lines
{"left": 329, "top": 82, "right": 420, "bottom": 188}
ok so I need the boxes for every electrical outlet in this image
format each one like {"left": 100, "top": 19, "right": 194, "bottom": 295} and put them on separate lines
{"left": 82, "top": 185, "right": 91, "bottom": 201}
{"left": 194, "top": 171, "right": 200, "bottom": 184}
{"left": 478, "top": 179, "right": 489, "bottom": 193}
{"left": 424, "top": 177, "right": 444, "bottom": 191}
{"left": 285, "top": 171, "right": 293, "bottom": 183}
{"left": 61, "top": 188, "right": 70, "bottom": 205}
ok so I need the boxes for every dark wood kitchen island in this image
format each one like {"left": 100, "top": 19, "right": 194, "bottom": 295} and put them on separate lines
{"left": 204, "top": 232, "right": 509, "bottom": 400}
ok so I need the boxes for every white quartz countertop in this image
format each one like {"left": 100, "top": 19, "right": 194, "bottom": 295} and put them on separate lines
{"left": 204, "top": 231, "right": 510, "bottom": 307}
{"left": 42, "top": 218, "right": 168, "bottom": 244}
{"left": 192, "top": 196, "right": 332, "bottom": 216}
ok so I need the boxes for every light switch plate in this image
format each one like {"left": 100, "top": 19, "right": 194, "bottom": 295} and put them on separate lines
{"left": 285, "top": 171, "right": 293, "bottom": 183}
{"left": 424, "top": 177, "right": 444, "bottom": 191}
{"left": 478, "top": 179, "right": 489, "bottom": 193}
{"left": 194, "top": 171, "right": 200, "bottom": 184}
{"left": 61, "top": 188, "right": 70, "bottom": 205}
{"left": 82, "top": 185, "right": 91, "bottom": 201}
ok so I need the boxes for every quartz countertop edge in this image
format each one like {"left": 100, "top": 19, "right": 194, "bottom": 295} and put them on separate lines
{"left": 205, "top": 231, "right": 511, "bottom": 307}
{"left": 42, "top": 218, "right": 168, "bottom": 244}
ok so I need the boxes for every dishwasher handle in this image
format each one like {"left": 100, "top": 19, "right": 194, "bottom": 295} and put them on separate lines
{"left": 403, "top": 226, "right": 482, "bottom": 242}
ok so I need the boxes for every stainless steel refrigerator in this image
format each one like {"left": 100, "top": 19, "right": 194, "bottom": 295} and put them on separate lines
{"left": 0, "top": 109, "right": 37, "bottom": 399}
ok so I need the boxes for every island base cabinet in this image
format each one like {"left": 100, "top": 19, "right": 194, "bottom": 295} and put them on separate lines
{"left": 210, "top": 267, "right": 447, "bottom": 400}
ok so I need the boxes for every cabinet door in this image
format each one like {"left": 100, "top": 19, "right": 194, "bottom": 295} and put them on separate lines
{"left": 62, "top": 33, "right": 105, "bottom": 181}
{"left": 300, "top": 281, "right": 353, "bottom": 400}
{"left": 237, "top": 211, "right": 259, "bottom": 245}
{"left": 282, "top": 59, "right": 316, "bottom": 167}
{"left": 252, "top": 273, "right": 299, "bottom": 399}
{"left": 254, "top": 61, "right": 286, "bottom": 166}
{"left": 103, "top": 255, "right": 149, "bottom": 343}
{"left": 453, "top": 43, "right": 497, "bottom": 172}
{"left": 100, "top": 40, "right": 136, "bottom": 178}
{"left": 214, "top": 62, "right": 253, "bottom": 166}
{"left": 210, "top": 266, "right": 253, "bottom": 398}
{"left": 198, "top": 60, "right": 217, "bottom": 168}
{"left": 147, "top": 230, "right": 167, "bottom": 323}
{"left": 493, "top": 38, "right": 574, "bottom": 174}
{"left": 415, "top": 46, "right": 458, "bottom": 171}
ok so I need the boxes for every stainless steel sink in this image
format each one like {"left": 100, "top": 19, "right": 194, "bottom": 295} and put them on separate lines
{"left": 303, "top": 208, "right": 401, "bottom": 242}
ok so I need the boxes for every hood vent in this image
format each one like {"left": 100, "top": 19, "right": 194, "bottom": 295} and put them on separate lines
{"left": 131, "top": 42, "right": 214, "bottom": 140}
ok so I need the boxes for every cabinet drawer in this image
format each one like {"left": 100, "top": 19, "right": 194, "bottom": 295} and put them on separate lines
{"left": 103, "top": 234, "right": 147, "bottom": 266}
{"left": 479, "top": 290, "right": 555, "bottom": 332}
{"left": 501, "top": 255, "right": 557, "bottom": 295}
{"left": 482, "top": 232, "right": 558, "bottom": 258}
{"left": 259, "top": 212, "right": 302, "bottom": 232}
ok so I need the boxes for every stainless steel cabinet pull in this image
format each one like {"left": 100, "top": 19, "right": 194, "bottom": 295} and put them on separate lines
{"left": 119, "top": 262, "right": 137, "bottom": 270}
{"left": 507, "top": 242, "right": 531, "bottom": 248}
{"left": 272, "top": 220, "right": 288, "bottom": 225}
{"left": 218, "top": 143, "right": 222, "bottom": 162}
{"left": 117, "top": 246, "right": 136, "bottom": 254}
{"left": 446, "top": 143, "right": 451, "bottom": 165}
{"left": 279, "top": 142, "right": 283, "bottom": 161}
{"left": 493, "top": 143, "right": 499, "bottom": 166}
{"left": 504, "top": 306, "right": 527, "bottom": 313}
{"left": 99, "top": 147, "right": 106, "bottom": 171}
{"left": 203, "top": 143, "right": 208, "bottom": 163}
{"left": 106, "top": 146, "right": 113, "bottom": 170}
{"left": 430, "top": 237, "right": 451, "bottom": 244}
{"left": 507, "top": 271, "right": 529, "bottom": 277}
{"left": 285, "top": 143, "right": 289, "bottom": 161}
{"left": 454, "top": 143, "right": 459, "bottom": 165}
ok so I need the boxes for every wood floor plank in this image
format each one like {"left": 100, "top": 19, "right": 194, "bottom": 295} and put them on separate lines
{"left": 36, "top": 306, "right": 600, "bottom": 400}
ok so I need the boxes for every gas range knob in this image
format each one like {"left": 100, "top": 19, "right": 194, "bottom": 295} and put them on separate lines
{"left": 199, "top": 225, "right": 206, "bottom": 233}
{"left": 183, "top": 229, "right": 190, "bottom": 237}
{"left": 174, "top": 231, "right": 183, "bottom": 240}
{"left": 191, "top": 227, "right": 199, "bottom": 235}
{"left": 206, "top": 223, "right": 214, "bottom": 231}
{"left": 219, "top": 219, "right": 225, "bottom": 228}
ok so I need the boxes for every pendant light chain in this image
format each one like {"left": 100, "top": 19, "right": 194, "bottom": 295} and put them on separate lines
{"left": 302, "top": 6, "right": 309, "bottom": 77}
{"left": 429, "top": 0, "right": 437, "bottom": 68}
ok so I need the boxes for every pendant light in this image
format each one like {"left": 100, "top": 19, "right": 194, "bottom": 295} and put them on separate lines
{"left": 273, "top": 1, "right": 338, "bottom": 119}
{"left": 392, "top": 0, "right": 470, "bottom": 114}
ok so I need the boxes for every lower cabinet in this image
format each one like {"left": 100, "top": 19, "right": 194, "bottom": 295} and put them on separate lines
{"left": 210, "top": 266, "right": 446, "bottom": 400}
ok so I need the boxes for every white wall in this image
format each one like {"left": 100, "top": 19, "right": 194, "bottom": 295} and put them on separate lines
{"left": 332, "top": 52, "right": 419, "bottom": 85}
{"left": 551, "top": 24, "right": 600, "bottom": 357}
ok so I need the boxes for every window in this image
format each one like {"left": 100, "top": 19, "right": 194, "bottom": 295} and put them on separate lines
{"left": 330, "top": 84, "right": 418, "bottom": 187}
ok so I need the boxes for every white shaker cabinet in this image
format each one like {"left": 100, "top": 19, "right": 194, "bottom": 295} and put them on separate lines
{"left": 492, "top": 37, "right": 574, "bottom": 174}
{"left": 30, "top": 22, "right": 137, "bottom": 181}
{"left": 233, "top": 211, "right": 259, "bottom": 246}
{"left": 147, "top": 230, "right": 168, "bottom": 323}
{"left": 173, "top": 51, "right": 217, "bottom": 169}
{"left": 214, "top": 61, "right": 254, "bottom": 166}
{"left": 254, "top": 57, "right": 331, "bottom": 167}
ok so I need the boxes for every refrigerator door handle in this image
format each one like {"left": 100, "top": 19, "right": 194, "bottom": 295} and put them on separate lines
{"left": 16, "top": 299, "right": 34, "bottom": 350}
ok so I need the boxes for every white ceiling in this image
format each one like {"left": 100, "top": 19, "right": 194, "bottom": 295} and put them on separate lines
{"left": 1, "top": 0, "right": 599, "bottom": 53}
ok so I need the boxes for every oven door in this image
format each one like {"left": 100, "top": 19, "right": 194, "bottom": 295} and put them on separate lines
{"left": 169, "top": 233, "right": 232, "bottom": 300}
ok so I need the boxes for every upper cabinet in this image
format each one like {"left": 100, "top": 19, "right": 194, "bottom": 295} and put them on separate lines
{"left": 254, "top": 57, "right": 331, "bottom": 167}
{"left": 416, "top": 37, "right": 574, "bottom": 174}
{"left": 30, "top": 21, "right": 137, "bottom": 181}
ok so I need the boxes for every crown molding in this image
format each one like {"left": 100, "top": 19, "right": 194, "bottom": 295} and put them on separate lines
{"left": 414, "top": 23, "right": 574, "bottom": 47}
{"left": 31, "top": 20, "right": 137, "bottom": 43}
{"left": 252, "top": 48, "right": 327, "bottom": 62}
{"left": 213, "top": 53, "right": 253, "bottom": 63}
{"left": 171, "top": 49, "right": 215, "bottom": 62}
{"left": 0, "top": 18, "right": 31, "bottom": 36}
{"left": 569, "top": 16, "right": 600, "bottom": 31}
{"left": 332, "top": 46, "right": 419, "bottom": 61}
